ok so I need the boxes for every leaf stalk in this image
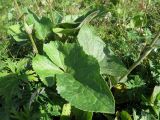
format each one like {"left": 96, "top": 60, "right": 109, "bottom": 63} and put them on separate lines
{"left": 119, "top": 30, "right": 160, "bottom": 82}
{"left": 28, "top": 34, "right": 39, "bottom": 54}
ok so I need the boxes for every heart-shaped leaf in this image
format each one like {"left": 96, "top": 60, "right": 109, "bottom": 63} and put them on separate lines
{"left": 32, "top": 41, "right": 115, "bottom": 113}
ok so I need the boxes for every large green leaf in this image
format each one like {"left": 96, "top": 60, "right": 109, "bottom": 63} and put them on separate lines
{"left": 32, "top": 41, "right": 115, "bottom": 113}
{"left": 32, "top": 54, "right": 64, "bottom": 86}
{"left": 56, "top": 43, "right": 115, "bottom": 113}
{"left": 57, "top": 73, "right": 114, "bottom": 113}
{"left": 77, "top": 25, "right": 127, "bottom": 76}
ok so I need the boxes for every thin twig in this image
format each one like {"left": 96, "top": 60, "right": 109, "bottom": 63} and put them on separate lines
{"left": 119, "top": 30, "right": 160, "bottom": 82}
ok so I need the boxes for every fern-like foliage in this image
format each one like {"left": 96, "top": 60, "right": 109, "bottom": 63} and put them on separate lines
{"left": 125, "top": 75, "right": 145, "bottom": 89}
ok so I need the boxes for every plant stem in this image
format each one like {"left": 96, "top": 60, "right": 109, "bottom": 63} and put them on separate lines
{"left": 47, "top": 0, "right": 54, "bottom": 22}
{"left": 28, "top": 34, "right": 39, "bottom": 54}
{"left": 13, "top": 0, "right": 22, "bottom": 18}
{"left": 35, "top": 0, "right": 41, "bottom": 16}
{"left": 119, "top": 30, "right": 160, "bottom": 82}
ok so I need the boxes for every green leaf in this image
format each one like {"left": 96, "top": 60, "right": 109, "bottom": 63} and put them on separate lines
{"left": 53, "top": 22, "right": 79, "bottom": 36}
{"left": 57, "top": 73, "right": 114, "bottom": 113}
{"left": 8, "top": 24, "right": 28, "bottom": 42}
{"left": 132, "top": 13, "right": 147, "bottom": 27}
{"left": 33, "top": 41, "right": 115, "bottom": 113}
{"left": 39, "top": 90, "right": 64, "bottom": 117}
{"left": 0, "top": 74, "right": 20, "bottom": 108}
{"left": 32, "top": 41, "right": 66, "bottom": 86}
{"left": 4, "top": 58, "right": 28, "bottom": 74}
{"left": 0, "top": 60, "right": 5, "bottom": 71}
{"left": 60, "top": 103, "right": 71, "bottom": 120}
{"left": 53, "top": 27, "right": 78, "bottom": 36}
{"left": 125, "top": 75, "right": 145, "bottom": 89}
{"left": 26, "top": 10, "right": 53, "bottom": 40}
{"left": 77, "top": 25, "right": 127, "bottom": 76}
{"left": 151, "top": 86, "right": 160, "bottom": 104}
{"left": 32, "top": 54, "right": 64, "bottom": 86}
{"left": 149, "top": 59, "right": 160, "bottom": 83}
{"left": 23, "top": 70, "right": 38, "bottom": 82}
{"left": 43, "top": 41, "right": 66, "bottom": 70}
{"left": 99, "top": 47, "right": 128, "bottom": 76}
{"left": 62, "top": 15, "right": 80, "bottom": 23}
{"left": 133, "top": 109, "right": 157, "bottom": 120}
{"left": 120, "top": 111, "right": 132, "bottom": 120}
{"left": 40, "top": 102, "right": 61, "bottom": 117}
{"left": 52, "top": 10, "right": 99, "bottom": 36}
{"left": 78, "top": 25, "right": 106, "bottom": 61}
{"left": 56, "top": 44, "right": 115, "bottom": 113}
{"left": 16, "top": 58, "right": 29, "bottom": 74}
{"left": 150, "top": 86, "right": 160, "bottom": 117}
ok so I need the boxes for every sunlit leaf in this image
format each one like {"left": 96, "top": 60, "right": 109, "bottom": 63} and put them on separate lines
{"left": 78, "top": 25, "right": 127, "bottom": 76}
